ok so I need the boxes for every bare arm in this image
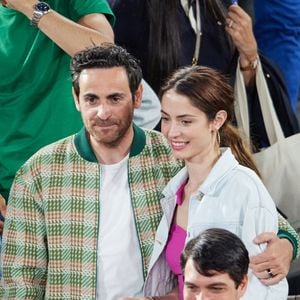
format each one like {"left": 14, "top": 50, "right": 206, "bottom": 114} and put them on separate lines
{"left": 225, "top": 3, "right": 257, "bottom": 87}
{"left": 5, "top": 0, "right": 114, "bottom": 56}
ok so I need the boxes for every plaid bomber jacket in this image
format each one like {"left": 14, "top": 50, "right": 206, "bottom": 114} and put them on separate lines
{"left": 1, "top": 125, "right": 182, "bottom": 299}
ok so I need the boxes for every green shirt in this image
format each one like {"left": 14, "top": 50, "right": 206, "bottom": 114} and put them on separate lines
{"left": 0, "top": 0, "right": 114, "bottom": 201}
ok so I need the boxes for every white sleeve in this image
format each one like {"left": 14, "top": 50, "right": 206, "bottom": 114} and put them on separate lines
{"left": 133, "top": 79, "right": 161, "bottom": 129}
{"left": 240, "top": 186, "right": 288, "bottom": 300}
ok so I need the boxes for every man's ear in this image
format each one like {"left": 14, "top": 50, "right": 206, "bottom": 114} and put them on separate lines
{"left": 133, "top": 83, "right": 143, "bottom": 109}
{"left": 72, "top": 88, "right": 80, "bottom": 112}
{"left": 237, "top": 274, "right": 248, "bottom": 298}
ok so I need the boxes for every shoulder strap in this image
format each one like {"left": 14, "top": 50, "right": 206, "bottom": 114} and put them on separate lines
{"left": 234, "top": 57, "right": 284, "bottom": 146}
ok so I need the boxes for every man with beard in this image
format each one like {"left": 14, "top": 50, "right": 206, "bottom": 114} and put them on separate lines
{"left": 1, "top": 44, "right": 182, "bottom": 299}
{"left": 1, "top": 44, "right": 299, "bottom": 300}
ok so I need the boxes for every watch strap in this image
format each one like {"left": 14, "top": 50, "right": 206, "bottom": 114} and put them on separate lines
{"left": 240, "top": 56, "right": 258, "bottom": 71}
{"left": 31, "top": 2, "right": 50, "bottom": 27}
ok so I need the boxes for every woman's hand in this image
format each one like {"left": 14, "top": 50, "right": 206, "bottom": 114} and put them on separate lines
{"left": 225, "top": 3, "right": 258, "bottom": 86}
{"left": 225, "top": 4, "right": 258, "bottom": 66}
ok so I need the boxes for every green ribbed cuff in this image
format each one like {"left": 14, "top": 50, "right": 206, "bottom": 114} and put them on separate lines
{"left": 278, "top": 229, "right": 299, "bottom": 260}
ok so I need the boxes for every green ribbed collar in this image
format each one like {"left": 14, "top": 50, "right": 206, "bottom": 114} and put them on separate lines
{"left": 74, "top": 123, "right": 146, "bottom": 162}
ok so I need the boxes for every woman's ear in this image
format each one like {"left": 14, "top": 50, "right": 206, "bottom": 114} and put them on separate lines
{"left": 213, "top": 110, "right": 227, "bottom": 130}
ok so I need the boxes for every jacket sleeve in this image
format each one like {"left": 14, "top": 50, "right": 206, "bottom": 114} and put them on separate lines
{"left": 1, "top": 167, "right": 47, "bottom": 299}
{"left": 133, "top": 79, "right": 161, "bottom": 129}
{"left": 277, "top": 213, "right": 300, "bottom": 260}
{"left": 240, "top": 187, "right": 288, "bottom": 300}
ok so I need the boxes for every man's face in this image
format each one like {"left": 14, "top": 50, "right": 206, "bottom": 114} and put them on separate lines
{"left": 74, "top": 67, "right": 142, "bottom": 149}
{"left": 183, "top": 258, "right": 248, "bottom": 300}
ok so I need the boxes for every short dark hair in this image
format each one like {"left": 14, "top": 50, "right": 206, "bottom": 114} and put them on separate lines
{"left": 180, "top": 228, "right": 249, "bottom": 288}
{"left": 70, "top": 43, "right": 142, "bottom": 97}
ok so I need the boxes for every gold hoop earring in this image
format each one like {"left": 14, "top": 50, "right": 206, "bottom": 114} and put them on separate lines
{"left": 216, "top": 131, "right": 221, "bottom": 146}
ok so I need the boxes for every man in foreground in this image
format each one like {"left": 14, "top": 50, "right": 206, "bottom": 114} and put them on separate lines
{"left": 181, "top": 228, "right": 249, "bottom": 300}
{"left": 1, "top": 44, "right": 181, "bottom": 299}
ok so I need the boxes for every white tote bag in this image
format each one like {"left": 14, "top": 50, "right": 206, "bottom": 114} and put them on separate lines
{"left": 234, "top": 58, "right": 300, "bottom": 230}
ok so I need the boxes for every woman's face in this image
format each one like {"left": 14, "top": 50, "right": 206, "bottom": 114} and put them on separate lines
{"left": 161, "top": 89, "right": 217, "bottom": 163}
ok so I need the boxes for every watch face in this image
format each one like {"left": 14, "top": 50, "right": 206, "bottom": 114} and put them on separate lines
{"left": 35, "top": 1, "right": 50, "bottom": 12}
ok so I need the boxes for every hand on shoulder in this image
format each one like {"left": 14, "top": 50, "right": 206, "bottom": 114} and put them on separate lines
{"left": 250, "top": 232, "right": 292, "bottom": 285}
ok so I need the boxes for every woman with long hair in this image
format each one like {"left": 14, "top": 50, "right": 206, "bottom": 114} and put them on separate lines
{"left": 143, "top": 66, "right": 288, "bottom": 299}
{"left": 109, "top": 0, "right": 298, "bottom": 148}
{"left": 121, "top": 66, "right": 289, "bottom": 300}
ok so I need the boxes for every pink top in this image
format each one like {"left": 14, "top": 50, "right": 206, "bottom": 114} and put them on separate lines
{"left": 165, "top": 182, "right": 187, "bottom": 300}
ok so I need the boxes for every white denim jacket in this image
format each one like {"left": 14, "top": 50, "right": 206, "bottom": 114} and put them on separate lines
{"left": 144, "top": 148, "right": 288, "bottom": 299}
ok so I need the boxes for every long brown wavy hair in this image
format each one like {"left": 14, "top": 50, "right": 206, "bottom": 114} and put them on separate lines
{"left": 160, "top": 65, "right": 260, "bottom": 176}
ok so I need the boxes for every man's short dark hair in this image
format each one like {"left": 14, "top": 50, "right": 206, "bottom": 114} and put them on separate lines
{"left": 180, "top": 228, "right": 249, "bottom": 288}
{"left": 70, "top": 43, "right": 142, "bottom": 97}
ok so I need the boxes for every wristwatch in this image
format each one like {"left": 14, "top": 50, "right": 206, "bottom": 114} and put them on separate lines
{"left": 31, "top": 1, "right": 51, "bottom": 27}
{"left": 240, "top": 56, "right": 258, "bottom": 71}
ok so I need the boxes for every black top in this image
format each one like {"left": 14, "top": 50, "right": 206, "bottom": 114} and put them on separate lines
{"left": 108, "top": 0, "right": 299, "bottom": 148}
{"left": 109, "top": 0, "right": 236, "bottom": 85}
